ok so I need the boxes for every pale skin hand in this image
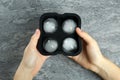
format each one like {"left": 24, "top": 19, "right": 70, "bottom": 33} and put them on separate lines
{"left": 69, "top": 27, "right": 120, "bottom": 80}
{"left": 14, "top": 29, "right": 49, "bottom": 80}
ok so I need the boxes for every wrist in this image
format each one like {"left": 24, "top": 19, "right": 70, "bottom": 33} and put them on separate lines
{"left": 90, "top": 56, "right": 120, "bottom": 80}
{"left": 89, "top": 56, "right": 107, "bottom": 80}
{"left": 14, "top": 62, "right": 34, "bottom": 80}
{"left": 89, "top": 56, "right": 106, "bottom": 74}
{"left": 89, "top": 57, "right": 110, "bottom": 80}
{"left": 92, "top": 57, "right": 109, "bottom": 79}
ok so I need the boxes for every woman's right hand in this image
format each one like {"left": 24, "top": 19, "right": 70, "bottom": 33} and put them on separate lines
{"left": 69, "top": 27, "right": 104, "bottom": 72}
{"left": 69, "top": 27, "right": 120, "bottom": 80}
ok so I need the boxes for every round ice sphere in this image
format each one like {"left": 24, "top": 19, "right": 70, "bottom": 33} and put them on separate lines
{"left": 44, "top": 39, "right": 58, "bottom": 53}
{"left": 63, "top": 38, "right": 77, "bottom": 52}
{"left": 43, "top": 18, "right": 57, "bottom": 33}
{"left": 62, "top": 19, "right": 77, "bottom": 34}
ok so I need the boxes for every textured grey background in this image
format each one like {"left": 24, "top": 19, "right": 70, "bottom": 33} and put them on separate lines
{"left": 0, "top": 0, "right": 120, "bottom": 80}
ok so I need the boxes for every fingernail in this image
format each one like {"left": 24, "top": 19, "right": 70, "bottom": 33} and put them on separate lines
{"left": 76, "top": 27, "right": 82, "bottom": 31}
{"left": 35, "top": 29, "right": 39, "bottom": 34}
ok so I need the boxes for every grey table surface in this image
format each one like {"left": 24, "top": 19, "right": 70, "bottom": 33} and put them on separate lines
{"left": 0, "top": 0, "right": 120, "bottom": 80}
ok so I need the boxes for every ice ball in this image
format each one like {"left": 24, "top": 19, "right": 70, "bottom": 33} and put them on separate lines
{"left": 63, "top": 38, "right": 77, "bottom": 52}
{"left": 62, "top": 19, "right": 77, "bottom": 34}
{"left": 43, "top": 39, "right": 58, "bottom": 53}
{"left": 43, "top": 18, "right": 57, "bottom": 33}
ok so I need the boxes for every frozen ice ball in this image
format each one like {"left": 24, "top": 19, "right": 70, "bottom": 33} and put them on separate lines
{"left": 43, "top": 18, "right": 57, "bottom": 33}
{"left": 44, "top": 39, "right": 58, "bottom": 53}
{"left": 63, "top": 38, "right": 77, "bottom": 52}
{"left": 62, "top": 19, "right": 77, "bottom": 34}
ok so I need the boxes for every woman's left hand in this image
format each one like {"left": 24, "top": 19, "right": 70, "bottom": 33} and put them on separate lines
{"left": 14, "top": 29, "right": 49, "bottom": 80}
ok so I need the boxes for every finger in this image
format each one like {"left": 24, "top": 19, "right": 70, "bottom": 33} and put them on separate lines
{"left": 38, "top": 52, "right": 50, "bottom": 60}
{"left": 29, "top": 29, "right": 40, "bottom": 47}
{"left": 68, "top": 56, "right": 73, "bottom": 58}
{"left": 68, "top": 55, "right": 78, "bottom": 60}
{"left": 76, "top": 27, "right": 95, "bottom": 44}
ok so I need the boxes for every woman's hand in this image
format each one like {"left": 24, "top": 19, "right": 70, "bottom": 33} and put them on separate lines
{"left": 69, "top": 27, "right": 104, "bottom": 72}
{"left": 69, "top": 27, "right": 120, "bottom": 80}
{"left": 14, "top": 29, "right": 49, "bottom": 80}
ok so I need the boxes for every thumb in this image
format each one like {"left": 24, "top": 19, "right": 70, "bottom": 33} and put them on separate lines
{"left": 29, "top": 29, "right": 40, "bottom": 47}
{"left": 76, "top": 27, "right": 94, "bottom": 44}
